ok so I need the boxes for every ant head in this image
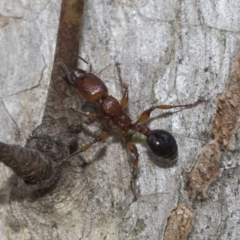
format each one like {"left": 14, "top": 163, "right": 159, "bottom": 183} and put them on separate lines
{"left": 58, "top": 62, "right": 86, "bottom": 86}
{"left": 58, "top": 57, "right": 92, "bottom": 86}
{"left": 146, "top": 129, "right": 178, "bottom": 168}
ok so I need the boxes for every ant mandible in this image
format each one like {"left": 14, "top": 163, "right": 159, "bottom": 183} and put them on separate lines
{"left": 59, "top": 57, "right": 203, "bottom": 181}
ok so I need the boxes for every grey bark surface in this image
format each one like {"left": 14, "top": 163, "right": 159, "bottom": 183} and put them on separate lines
{"left": 0, "top": 0, "right": 240, "bottom": 239}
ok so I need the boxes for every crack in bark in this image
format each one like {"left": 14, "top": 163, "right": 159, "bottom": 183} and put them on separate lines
{"left": 2, "top": 56, "right": 47, "bottom": 99}
{"left": 0, "top": 98, "right": 21, "bottom": 141}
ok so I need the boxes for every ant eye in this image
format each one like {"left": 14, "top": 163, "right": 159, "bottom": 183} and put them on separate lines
{"left": 146, "top": 129, "right": 178, "bottom": 168}
{"left": 83, "top": 88, "right": 88, "bottom": 92}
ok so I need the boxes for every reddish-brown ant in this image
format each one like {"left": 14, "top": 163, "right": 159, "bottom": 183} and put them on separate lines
{"left": 59, "top": 57, "right": 203, "bottom": 198}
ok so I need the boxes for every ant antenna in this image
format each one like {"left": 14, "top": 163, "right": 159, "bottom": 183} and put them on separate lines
{"left": 57, "top": 62, "right": 72, "bottom": 81}
{"left": 78, "top": 56, "right": 92, "bottom": 73}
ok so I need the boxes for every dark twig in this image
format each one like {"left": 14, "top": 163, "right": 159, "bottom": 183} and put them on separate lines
{"left": 0, "top": 0, "right": 84, "bottom": 190}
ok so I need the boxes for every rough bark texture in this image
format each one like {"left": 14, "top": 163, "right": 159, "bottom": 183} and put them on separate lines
{"left": 1, "top": 0, "right": 240, "bottom": 239}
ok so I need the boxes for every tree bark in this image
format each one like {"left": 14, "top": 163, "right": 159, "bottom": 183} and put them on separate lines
{"left": 0, "top": 0, "right": 240, "bottom": 239}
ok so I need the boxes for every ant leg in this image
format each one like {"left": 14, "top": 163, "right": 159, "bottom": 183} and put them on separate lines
{"left": 127, "top": 142, "right": 139, "bottom": 174}
{"left": 79, "top": 131, "right": 108, "bottom": 152}
{"left": 59, "top": 131, "right": 108, "bottom": 167}
{"left": 120, "top": 83, "right": 129, "bottom": 108}
{"left": 135, "top": 97, "right": 204, "bottom": 124}
{"left": 115, "top": 63, "right": 129, "bottom": 108}
{"left": 127, "top": 142, "right": 139, "bottom": 201}
{"left": 57, "top": 62, "right": 75, "bottom": 83}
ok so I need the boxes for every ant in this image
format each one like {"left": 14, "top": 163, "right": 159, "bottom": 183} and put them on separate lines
{"left": 59, "top": 57, "right": 204, "bottom": 199}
